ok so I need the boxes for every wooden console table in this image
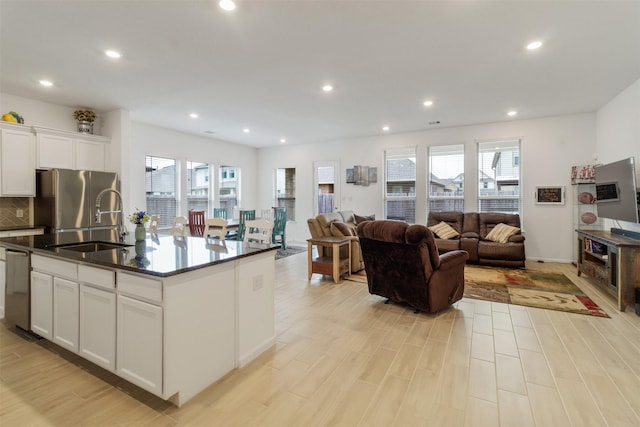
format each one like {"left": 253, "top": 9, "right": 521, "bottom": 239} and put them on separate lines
{"left": 307, "top": 237, "right": 351, "bottom": 283}
{"left": 576, "top": 229, "right": 640, "bottom": 311}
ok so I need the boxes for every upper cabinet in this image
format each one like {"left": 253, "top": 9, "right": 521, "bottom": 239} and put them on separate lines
{"left": 0, "top": 123, "right": 36, "bottom": 197}
{"left": 33, "top": 126, "right": 109, "bottom": 172}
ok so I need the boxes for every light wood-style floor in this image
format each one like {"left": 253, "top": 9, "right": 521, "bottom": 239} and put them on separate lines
{"left": 1, "top": 252, "right": 640, "bottom": 426}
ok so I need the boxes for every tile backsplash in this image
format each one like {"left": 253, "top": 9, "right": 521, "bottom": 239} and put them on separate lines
{"left": 0, "top": 197, "right": 31, "bottom": 227}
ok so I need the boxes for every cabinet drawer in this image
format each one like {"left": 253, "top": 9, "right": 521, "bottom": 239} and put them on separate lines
{"left": 118, "top": 272, "right": 162, "bottom": 303}
{"left": 78, "top": 265, "right": 115, "bottom": 290}
{"left": 31, "top": 254, "right": 78, "bottom": 281}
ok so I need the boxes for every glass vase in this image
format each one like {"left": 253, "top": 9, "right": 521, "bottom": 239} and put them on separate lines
{"left": 134, "top": 223, "right": 146, "bottom": 241}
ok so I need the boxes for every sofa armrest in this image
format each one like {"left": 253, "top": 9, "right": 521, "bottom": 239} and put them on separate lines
{"left": 437, "top": 250, "right": 469, "bottom": 271}
{"left": 508, "top": 235, "right": 525, "bottom": 243}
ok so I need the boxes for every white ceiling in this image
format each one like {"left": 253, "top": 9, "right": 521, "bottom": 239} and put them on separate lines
{"left": 1, "top": 1, "right": 639, "bottom": 148}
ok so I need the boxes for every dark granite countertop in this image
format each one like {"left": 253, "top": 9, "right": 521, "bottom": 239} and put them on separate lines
{"left": 0, "top": 234, "right": 278, "bottom": 278}
{"left": 0, "top": 225, "right": 46, "bottom": 232}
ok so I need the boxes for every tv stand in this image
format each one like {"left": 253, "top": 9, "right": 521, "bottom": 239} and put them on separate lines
{"left": 576, "top": 229, "right": 640, "bottom": 311}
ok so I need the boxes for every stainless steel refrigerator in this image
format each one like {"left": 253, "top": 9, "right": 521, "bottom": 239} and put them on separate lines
{"left": 35, "top": 169, "right": 121, "bottom": 244}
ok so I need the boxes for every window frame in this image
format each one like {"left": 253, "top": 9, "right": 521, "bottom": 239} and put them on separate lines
{"left": 477, "top": 139, "right": 522, "bottom": 215}
{"left": 427, "top": 144, "right": 465, "bottom": 213}
{"left": 384, "top": 147, "right": 417, "bottom": 223}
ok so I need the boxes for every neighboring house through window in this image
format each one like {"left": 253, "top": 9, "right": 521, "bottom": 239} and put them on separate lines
{"left": 145, "top": 155, "right": 177, "bottom": 228}
{"left": 385, "top": 147, "right": 416, "bottom": 223}
{"left": 428, "top": 144, "right": 464, "bottom": 213}
{"left": 478, "top": 139, "right": 521, "bottom": 214}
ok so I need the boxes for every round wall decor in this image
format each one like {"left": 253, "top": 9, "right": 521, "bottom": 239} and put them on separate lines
{"left": 581, "top": 212, "right": 597, "bottom": 224}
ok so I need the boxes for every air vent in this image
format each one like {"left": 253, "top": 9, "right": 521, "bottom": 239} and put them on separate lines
{"left": 429, "top": 121, "right": 441, "bottom": 125}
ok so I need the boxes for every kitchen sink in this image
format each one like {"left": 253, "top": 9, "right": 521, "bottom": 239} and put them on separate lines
{"left": 47, "top": 241, "right": 133, "bottom": 253}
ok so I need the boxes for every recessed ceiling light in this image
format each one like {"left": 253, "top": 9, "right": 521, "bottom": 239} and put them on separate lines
{"left": 219, "top": 0, "right": 236, "bottom": 11}
{"left": 423, "top": 100, "right": 433, "bottom": 107}
{"left": 322, "top": 84, "right": 333, "bottom": 92}
{"left": 39, "top": 80, "right": 53, "bottom": 87}
{"left": 280, "top": 138, "right": 286, "bottom": 144}
{"left": 243, "top": 128, "right": 250, "bottom": 133}
{"left": 105, "top": 50, "right": 122, "bottom": 59}
{"left": 526, "top": 41, "right": 543, "bottom": 50}
{"left": 382, "top": 126, "right": 390, "bottom": 131}
{"left": 507, "top": 111, "right": 517, "bottom": 117}
{"left": 189, "top": 113, "right": 199, "bottom": 119}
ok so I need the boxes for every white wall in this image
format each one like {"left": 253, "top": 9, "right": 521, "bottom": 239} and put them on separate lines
{"left": 258, "top": 113, "right": 598, "bottom": 263}
{"left": 596, "top": 78, "right": 640, "bottom": 234}
{"left": 0, "top": 93, "right": 104, "bottom": 133}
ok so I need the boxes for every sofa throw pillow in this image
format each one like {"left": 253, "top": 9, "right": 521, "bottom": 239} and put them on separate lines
{"left": 485, "top": 222, "right": 520, "bottom": 243}
{"left": 354, "top": 213, "right": 375, "bottom": 224}
{"left": 428, "top": 221, "right": 460, "bottom": 239}
{"left": 330, "top": 222, "right": 355, "bottom": 237}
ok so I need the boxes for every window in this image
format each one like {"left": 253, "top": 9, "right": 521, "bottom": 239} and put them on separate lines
{"left": 276, "top": 168, "right": 296, "bottom": 220}
{"left": 219, "top": 165, "right": 239, "bottom": 219}
{"left": 385, "top": 147, "right": 416, "bottom": 222}
{"left": 187, "top": 161, "right": 210, "bottom": 213}
{"left": 145, "top": 156, "right": 177, "bottom": 228}
{"left": 428, "top": 144, "right": 464, "bottom": 213}
{"left": 315, "top": 164, "right": 336, "bottom": 215}
{"left": 478, "top": 139, "right": 521, "bottom": 214}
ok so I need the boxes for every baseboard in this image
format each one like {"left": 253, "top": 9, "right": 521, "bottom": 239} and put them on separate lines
{"left": 528, "top": 257, "right": 574, "bottom": 264}
{"left": 238, "top": 336, "right": 275, "bottom": 368}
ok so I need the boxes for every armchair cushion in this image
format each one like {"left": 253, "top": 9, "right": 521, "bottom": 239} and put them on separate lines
{"left": 330, "top": 221, "right": 356, "bottom": 237}
{"left": 428, "top": 221, "right": 460, "bottom": 239}
{"left": 485, "top": 222, "right": 520, "bottom": 244}
{"left": 354, "top": 213, "right": 376, "bottom": 224}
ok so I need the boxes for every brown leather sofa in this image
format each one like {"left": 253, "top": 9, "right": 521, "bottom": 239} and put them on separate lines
{"left": 427, "top": 211, "right": 526, "bottom": 268}
{"left": 357, "top": 220, "right": 469, "bottom": 313}
{"left": 307, "top": 210, "right": 364, "bottom": 273}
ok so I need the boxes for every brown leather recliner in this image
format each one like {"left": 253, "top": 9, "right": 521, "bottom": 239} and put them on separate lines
{"left": 356, "top": 220, "right": 469, "bottom": 313}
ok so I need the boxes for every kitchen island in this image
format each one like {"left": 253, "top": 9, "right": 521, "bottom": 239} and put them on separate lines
{"left": 0, "top": 234, "right": 278, "bottom": 406}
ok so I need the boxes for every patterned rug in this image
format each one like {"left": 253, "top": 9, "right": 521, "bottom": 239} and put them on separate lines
{"left": 275, "top": 245, "right": 306, "bottom": 260}
{"left": 346, "top": 265, "right": 608, "bottom": 317}
{"left": 464, "top": 265, "right": 608, "bottom": 317}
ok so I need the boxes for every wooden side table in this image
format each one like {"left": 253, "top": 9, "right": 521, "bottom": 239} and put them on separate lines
{"left": 307, "top": 237, "right": 352, "bottom": 283}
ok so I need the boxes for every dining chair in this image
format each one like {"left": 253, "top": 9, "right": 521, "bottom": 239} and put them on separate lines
{"left": 213, "top": 207, "right": 227, "bottom": 219}
{"left": 204, "top": 217, "right": 228, "bottom": 242}
{"left": 244, "top": 219, "right": 273, "bottom": 244}
{"left": 188, "top": 210, "right": 206, "bottom": 237}
{"left": 235, "top": 209, "right": 256, "bottom": 241}
{"left": 149, "top": 215, "right": 160, "bottom": 234}
{"left": 260, "top": 208, "right": 274, "bottom": 222}
{"left": 271, "top": 207, "right": 287, "bottom": 250}
{"left": 172, "top": 216, "right": 188, "bottom": 237}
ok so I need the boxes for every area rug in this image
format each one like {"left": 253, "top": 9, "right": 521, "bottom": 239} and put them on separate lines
{"left": 346, "top": 265, "right": 608, "bottom": 317}
{"left": 464, "top": 265, "right": 608, "bottom": 317}
{"left": 275, "top": 245, "right": 306, "bottom": 260}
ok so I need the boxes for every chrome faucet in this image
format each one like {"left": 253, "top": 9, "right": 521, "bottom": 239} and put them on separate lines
{"left": 95, "top": 188, "right": 127, "bottom": 241}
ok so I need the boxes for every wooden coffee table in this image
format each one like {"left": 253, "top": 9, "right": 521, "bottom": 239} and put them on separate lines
{"left": 307, "top": 237, "right": 351, "bottom": 283}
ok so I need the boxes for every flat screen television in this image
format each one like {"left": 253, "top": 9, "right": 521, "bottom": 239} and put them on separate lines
{"left": 595, "top": 157, "right": 639, "bottom": 224}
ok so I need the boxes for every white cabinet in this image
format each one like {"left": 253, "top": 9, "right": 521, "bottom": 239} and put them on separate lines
{"left": 78, "top": 264, "right": 116, "bottom": 371}
{"left": 33, "top": 126, "right": 110, "bottom": 171}
{"left": 75, "top": 139, "right": 106, "bottom": 171}
{"left": 0, "top": 125, "right": 36, "bottom": 196}
{"left": 36, "top": 133, "right": 74, "bottom": 169}
{"left": 53, "top": 277, "right": 79, "bottom": 353}
{"left": 30, "top": 270, "right": 53, "bottom": 339}
{"left": 79, "top": 284, "right": 116, "bottom": 371}
{"left": 117, "top": 294, "right": 163, "bottom": 396}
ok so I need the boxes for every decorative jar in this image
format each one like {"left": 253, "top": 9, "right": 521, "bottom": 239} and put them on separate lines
{"left": 77, "top": 120, "right": 93, "bottom": 134}
{"left": 135, "top": 223, "right": 146, "bottom": 241}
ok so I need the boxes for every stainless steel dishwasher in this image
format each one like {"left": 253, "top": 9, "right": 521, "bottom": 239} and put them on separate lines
{"left": 5, "top": 249, "right": 31, "bottom": 331}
